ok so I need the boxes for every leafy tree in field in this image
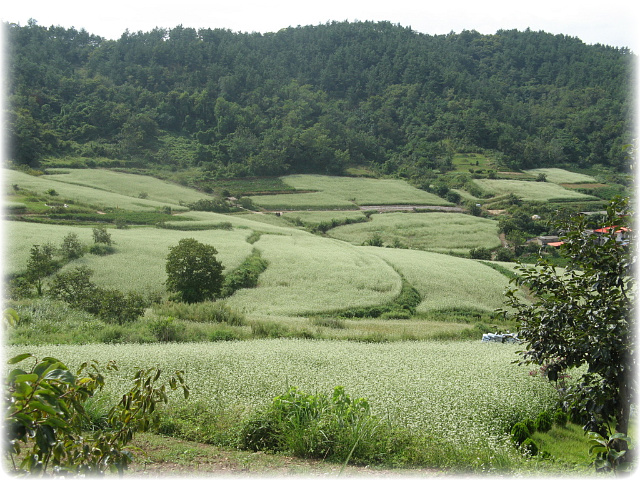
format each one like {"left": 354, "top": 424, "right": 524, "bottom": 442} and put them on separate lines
{"left": 60, "top": 232, "right": 85, "bottom": 260}
{"left": 49, "top": 266, "right": 147, "bottom": 324}
{"left": 92, "top": 226, "right": 112, "bottom": 245}
{"left": 25, "top": 244, "right": 59, "bottom": 296}
{"left": 166, "top": 238, "right": 225, "bottom": 303}
{"left": 48, "top": 266, "right": 96, "bottom": 310}
{"left": 503, "top": 197, "right": 634, "bottom": 465}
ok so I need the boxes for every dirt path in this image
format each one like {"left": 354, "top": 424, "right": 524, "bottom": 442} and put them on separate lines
{"left": 127, "top": 433, "right": 444, "bottom": 477}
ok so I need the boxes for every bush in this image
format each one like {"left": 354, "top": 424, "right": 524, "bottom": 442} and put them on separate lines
{"left": 469, "top": 247, "right": 492, "bottom": 260}
{"left": 511, "top": 422, "right": 531, "bottom": 445}
{"left": 148, "top": 316, "right": 180, "bottom": 342}
{"left": 92, "top": 226, "right": 113, "bottom": 245}
{"left": 521, "top": 438, "right": 539, "bottom": 456}
{"left": 60, "top": 232, "right": 85, "bottom": 260}
{"left": 554, "top": 409, "right": 569, "bottom": 427}
{"left": 239, "top": 386, "right": 383, "bottom": 464}
{"left": 89, "top": 243, "right": 115, "bottom": 255}
{"left": 534, "top": 410, "right": 554, "bottom": 433}
{"left": 153, "top": 301, "right": 245, "bottom": 326}
{"left": 220, "top": 249, "right": 268, "bottom": 297}
{"left": 209, "top": 328, "right": 242, "bottom": 341}
{"left": 363, "top": 233, "right": 384, "bottom": 247}
{"left": 494, "top": 247, "right": 515, "bottom": 262}
{"left": 523, "top": 418, "right": 535, "bottom": 433}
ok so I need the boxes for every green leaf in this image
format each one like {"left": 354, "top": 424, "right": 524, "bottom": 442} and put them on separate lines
{"left": 7, "top": 353, "right": 33, "bottom": 364}
{"left": 44, "top": 369, "right": 75, "bottom": 383}
{"left": 30, "top": 400, "right": 58, "bottom": 416}
{"left": 13, "top": 373, "right": 39, "bottom": 383}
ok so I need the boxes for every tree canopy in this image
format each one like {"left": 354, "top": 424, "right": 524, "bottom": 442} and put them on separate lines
{"left": 165, "top": 238, "right": 224, "bottom": 303}
{"left": 5, "top": 20, "right": 634, "bottom": 175}
{"left": 503, "top": 197, "right": 634, "bottom": 444}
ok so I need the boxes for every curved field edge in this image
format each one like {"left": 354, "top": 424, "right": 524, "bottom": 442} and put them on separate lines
{"left": 365, "top": 247, "right": 519, "bottom": 313}
{"left": 226, "top": 234, "right": 402, "bottom": 315}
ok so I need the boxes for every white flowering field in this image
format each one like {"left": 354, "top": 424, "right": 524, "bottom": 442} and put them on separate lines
{"left": 249, "top": 174, "right": 451, "bottom": 209}
{"left": 226, "top": 233, "right": 402, "bottom": 315}
{"left": 7, "top": 340, "right": 558, "bottom": 449}
{"left": 366, "top": 247, "right": 519, "bottom": 312}
{"left": 473, "top": 179, "right": 599, "bottom": 202}
{"left": 523, "top": 168, "right": 597, "bottom": 184}
{"left": 4, "top": 169, "right": 188, "bottom": 211}
{"left": 329, "top": 212, "right": 502, "bottom": 254}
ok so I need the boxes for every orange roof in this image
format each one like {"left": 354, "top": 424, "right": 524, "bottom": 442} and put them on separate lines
{"left": 593, "top": 226, "right": 631, "bottom": 233}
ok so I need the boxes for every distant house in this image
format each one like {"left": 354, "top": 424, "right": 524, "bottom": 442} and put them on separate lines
{"left": 593, "top": 226, "right": 630, "bottom": 245}
{"left": 534, "top": 235, "right": 560, "bottom": 246}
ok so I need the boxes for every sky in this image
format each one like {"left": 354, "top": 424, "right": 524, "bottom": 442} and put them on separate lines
{"left": 1, "top": 0, "right": 638, "bottom": 53}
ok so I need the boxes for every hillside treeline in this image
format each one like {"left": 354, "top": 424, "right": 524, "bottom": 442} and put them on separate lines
{"left": 6, "top": 20, "right": 635, "bottom": 177}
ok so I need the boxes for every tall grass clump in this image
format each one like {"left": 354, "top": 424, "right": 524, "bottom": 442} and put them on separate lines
{"left": 152, "top": 301, "right": 245, "bottom": 326}
{"left": 240, "top": 386, "right": 398, "bottom": 465}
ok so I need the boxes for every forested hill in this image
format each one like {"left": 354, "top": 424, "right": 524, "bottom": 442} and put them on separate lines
{"left": 6, "top": 20, "right": 635, "bottom": 177}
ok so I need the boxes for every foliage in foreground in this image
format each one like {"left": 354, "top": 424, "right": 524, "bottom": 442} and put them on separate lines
{"left": 503, "top": 196, "right": 634, "bottom": 469}
{"left": 4, "top": 352, "right": 188, "bottom": 476}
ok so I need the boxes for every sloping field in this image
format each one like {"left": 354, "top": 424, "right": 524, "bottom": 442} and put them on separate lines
{"left": 7, "top": 341, "right": 558, "bottom": 451}
{"left": 5, "top": 170, "right": 189, "bottom": 212}
{"left": 473, "top": 178, "right": 599, "bottom": 202}
{"left": 44, "top": 168, "right": 207, "bottom": 205}
{"left": 226, "top": 233, "right": 402, "bottom": 315}
{"left": 329, "top": 212, "right": 501, "bottom": 254}
{"left": 5, "top": 221, "right": 253, "bottom": 294}
{"left": 249, "top": 175, "right": 451, "bottom": 210}
{"left": 523, "top": 168, "right": 597, "bottom": 184}
{"left": 366, "top": 247, "right": 516, "bottom": 313}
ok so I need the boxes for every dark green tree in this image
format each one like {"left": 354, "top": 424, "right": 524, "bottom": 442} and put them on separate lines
{"left": 92, "top": 226, "right": 113, "bottom": 245}
{"left": 25, "top": 244, "right": 58, "bottom": 295}
{"left": 503, "top": 197, "right": 634, "bottom": 457}
{"left": 165, "top": 238, "right": 224, "bottom": 303}
{"left": 60, "top": 233, "right": 85, "bottom": 260}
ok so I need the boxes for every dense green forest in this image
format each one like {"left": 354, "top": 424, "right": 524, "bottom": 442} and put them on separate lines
{"left": 6, "top": 20, "right": 635, "bottom": 178}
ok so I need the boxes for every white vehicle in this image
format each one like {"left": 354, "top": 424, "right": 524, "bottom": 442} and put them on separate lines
{"left": 482, "top": 332, "right": 519, "bottom": 343}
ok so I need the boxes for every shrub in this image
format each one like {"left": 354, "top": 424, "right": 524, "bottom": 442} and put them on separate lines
{"left": 494, "top": 247, "right": 515, "bottom": 262}
{"left": 363, "top": 233, "right": 384, "bottom": 247}
{"left": 92, "top": 226, "right": 112, "bottom": 245}
{"left": 251, "top": 321, "right": 291, "bottom": 338}
{"left": 209, "top": 328, "right": 242, "bottom": 341}
{"left": 523, "top": 418, "right": 535, "bottom": 433}
{"left": 220, "top": 249, "right": 268, "bottom": 297}
{"left": 60, "top": 232, "right": 85, "bottom": 260}
{"left": 554, "top": 409, "right": 569, "bottom": 427}
{"left": 239, "top": 386, "right": 383, "bottom": 464}
{"left": 148, "top": 316, "right": 180, "bottom": 342}
{"left": 511, "top": 422, "right": 531, "bottom": 445}
{"left": 152, "top": 301, "right": 245, "bottom": 326}
{"left": 534, "top": 410, "right": 554, "bottom": 433}
{"left": 521, "top": 438, "right": 539, "bottom": 456}
{"left": 470, "top": 247, "right": 492, "bottom": 260}
{"left": 89, "top": 243, "right": 116, "bottom": 255}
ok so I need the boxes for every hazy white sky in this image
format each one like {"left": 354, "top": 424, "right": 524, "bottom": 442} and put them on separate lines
{"left": 2, "top": 0, "right": 638, "bottom": 52}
